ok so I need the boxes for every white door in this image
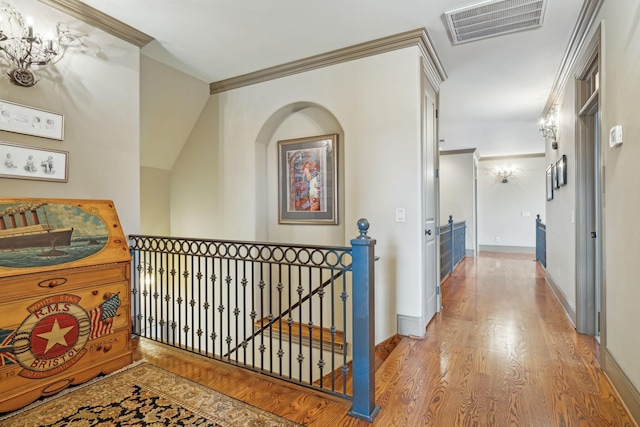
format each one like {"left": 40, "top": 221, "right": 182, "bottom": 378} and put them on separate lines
{"left": 423, "top": 91, "right": 439, "bottom": 327}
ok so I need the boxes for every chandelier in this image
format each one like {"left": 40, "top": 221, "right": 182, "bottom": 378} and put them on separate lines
{"left": 539, "top": 105, "right": 558, "bottom": 149}
{"left": 0, "top": 2, "right": 80, "bottom": 87}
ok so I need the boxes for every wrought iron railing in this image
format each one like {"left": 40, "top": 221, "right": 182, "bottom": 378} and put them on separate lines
{"left": 129, "top": 219, "right": 379, "bottom": 422}
{"left": 536, "top": 214, "right": 546, "bottom": 268}
{"left": 439, "top": 215, "right": 466, "bottom": 280}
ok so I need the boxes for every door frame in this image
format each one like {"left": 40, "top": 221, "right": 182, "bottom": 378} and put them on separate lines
{"left": 574, "top": 28, "right": 604, "bottom": 343}
{"left": 421, "top": 63, "right": 441, "bottom": 332}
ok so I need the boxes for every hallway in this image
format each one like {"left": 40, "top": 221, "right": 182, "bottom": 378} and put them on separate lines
{"left": 417, "top": 252, "right": 634, "bottom": 426}
{"left": 137, "top": 252, "right": 636, "bottom": 426}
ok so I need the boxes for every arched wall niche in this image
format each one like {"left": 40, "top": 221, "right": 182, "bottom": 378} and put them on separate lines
{"left": 254, "top": 102, "right": 345, "bottom": 245}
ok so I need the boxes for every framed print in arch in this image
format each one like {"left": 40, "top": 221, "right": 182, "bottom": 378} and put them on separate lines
{"left": 546, "top": 164, "right": 554, "bottom": 201}
{"left": 0, "top": 141, "right": 68, "bottom": 182}
{"left": 556, "top": 154, "right": 567, "bottom": 186}
{"left": 278, "top": 134, "right": 338, "bottom": 224}
{"left": 0, "top": 99, "right": 64, "bottom": 140}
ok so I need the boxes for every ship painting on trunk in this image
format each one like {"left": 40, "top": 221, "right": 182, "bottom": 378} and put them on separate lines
{"left": 0, "top": 202, "right": 108, "bottom": 269}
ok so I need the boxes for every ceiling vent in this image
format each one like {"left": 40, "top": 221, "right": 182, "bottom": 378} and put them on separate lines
{"left": 445, "top": 0, "right": 547, "bottom": 45}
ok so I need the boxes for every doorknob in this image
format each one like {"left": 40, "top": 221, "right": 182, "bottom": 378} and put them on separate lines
{"left": 425, "top": 229, "right": 432, "bottom": 236}
{"left": 591, "top": 231, "right": 597, "bottom": 238}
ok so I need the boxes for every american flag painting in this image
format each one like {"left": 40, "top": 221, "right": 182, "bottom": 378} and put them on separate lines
{"left": 89, "top": 293, "right": 121, "bottom": 340}
{"left": 0, "top": 329, "right": 16, "bottom": 366}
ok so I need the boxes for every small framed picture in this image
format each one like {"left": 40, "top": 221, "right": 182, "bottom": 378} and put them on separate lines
{"left": 0, "top": 141, "right": 68, "bottom": 182}
{"left": 278, "top": 134, "right": 338, "bottom": 224}
{"left": 546, "top": 164, "right": 554, "bottom": 201}
{"left": 556, "top": 154, "right": 567, "bottom": 186}
{"left": 0, "top": 99, "right": 64, "bottom": 140}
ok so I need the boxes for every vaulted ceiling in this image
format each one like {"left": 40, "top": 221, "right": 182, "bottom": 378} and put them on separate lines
{"left": 45, "top": 0, "right": 587, "bottom": 157}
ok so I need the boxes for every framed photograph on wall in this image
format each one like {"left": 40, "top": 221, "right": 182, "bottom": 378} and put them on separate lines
{"left": 556, "top": 154, "right": 567, "bottom": 186}
{"left": 0, "top": 99, "right": 64, "bottom": 140}
{"left": 546, "top": 164, "right": 554, "bottom": 201}
{"left": 0, "top": 141, "right": 68, "bottom": 182}
{"left": 278, "top": 134, "right": 338, "bottom": 224}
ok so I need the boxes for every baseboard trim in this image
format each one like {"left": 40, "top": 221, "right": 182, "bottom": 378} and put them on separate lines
{"left": 466, "top": 249, "right": 476, "bottom": 257}
{"left": 545, "top": 273, "right": 577, "bottom": 326}
{"left": 603, "top": 348, "right": 640, "bottom": 424}
{"left": 397, "top": 314, "right": 424, "bottom": 338}
{"left": 478, "top": 245, "right": 535, "bottom": 254}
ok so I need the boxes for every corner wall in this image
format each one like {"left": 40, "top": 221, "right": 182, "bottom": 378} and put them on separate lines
{"left": 439, "top": 150, "right": 477, "bottom": 254}
{"left": 139, "top": 55, "right": 209, "bottom": 236}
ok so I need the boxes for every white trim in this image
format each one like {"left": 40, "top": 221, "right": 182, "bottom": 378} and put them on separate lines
{"left": 210, "top": 28, "right": 446, "bottom": 94}
{"left": 479, "top": 245, "right": 535, "bottom": 254}
{"left": 397, "top": 314, "right": 425, "bottom": 338}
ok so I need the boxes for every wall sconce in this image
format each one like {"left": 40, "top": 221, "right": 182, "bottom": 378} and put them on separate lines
{"left": 0, "top": 2, "right": 81, "bottom": 87}
{"left": 539, "top": 105, "right": 558, "bottom": 150}
{"left": 491, "top": 163, "right": 515, "bottom": 183}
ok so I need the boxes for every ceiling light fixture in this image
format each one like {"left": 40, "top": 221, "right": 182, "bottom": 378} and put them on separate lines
{"left": 539, "top": 104, "right": 558, "bottom": 149}
{"left": 0, "top": 2, "right": 81, "bottom": 87}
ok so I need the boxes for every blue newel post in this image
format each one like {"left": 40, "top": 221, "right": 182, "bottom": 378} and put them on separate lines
{"left": 348, "top": 218, "right": 380, "bottom": 422}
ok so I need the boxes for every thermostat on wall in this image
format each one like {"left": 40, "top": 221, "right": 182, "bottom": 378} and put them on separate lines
{"left": 610, "top": 125, "right": 623, "bottom": 147}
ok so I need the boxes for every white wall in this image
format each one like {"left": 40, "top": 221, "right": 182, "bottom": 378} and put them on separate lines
{"left": 544, "top": 81, "right": 577, "bottom": 313}
{"left": 171, "top": 47, "right": 429, "bottom": 342}
{"left": 170, "top": 96, "right": 221, "bottom": 239}
{"left": 478, "top": 156, "right": 546, "bottom": 251}
{"left": 140, "top": 167, "right": 170, "bottom": 235}
{"left": 439, "top": 150, "right": 477, "bottom": 254}
{"left": 546, "top": 1, "right": 640, "bottom": 415}
{"left": 0, "top": 0, "right": 140, "bottom": 235}
{"left": 599, "top": 5, "right": 640, "bottom": 398}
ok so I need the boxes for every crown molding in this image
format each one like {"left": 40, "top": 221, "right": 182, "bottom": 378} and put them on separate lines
{"left": 480, "top": 153, "right": 545, "bottom": 161}
{"left": 542, "top": 0, "right": 604, "bottom": 117}
{"left": 37, "top": 0, "right": 154, "bottom": 48}
{"left": 210, "top": 28, "right": 447, "bottom": 95}
{"left": 440, "top": 148, "right": 477, "bottom": 156}
{"left": 419, "top": 28, "right": 447, "bottom": 94}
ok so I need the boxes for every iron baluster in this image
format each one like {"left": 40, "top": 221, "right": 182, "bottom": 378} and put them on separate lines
{"left": 128, "top": 221, "right": 378, "bottom": 420}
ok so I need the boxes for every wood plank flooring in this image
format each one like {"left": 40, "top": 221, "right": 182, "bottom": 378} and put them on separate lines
{"left": 135, "top": 252, "right": 637, "bottom": 426}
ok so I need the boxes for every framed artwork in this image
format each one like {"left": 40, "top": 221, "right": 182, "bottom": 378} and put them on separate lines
{"left": 278, "top": 134, "right": 338, "bottom": 224}
{"left": 0, "top": 99, "right": 64, "bottom": 140}
{"left": 556, "top": 154, "right": 567, "bottom": 186}
{"left": 546, "top": 164, "right": 554, "bottom": 201}
{"left": 0, "top": 141, "right": 68, "bottom": 182}
{"left": 552, "top": 162, "right": 560, "bottom": 189}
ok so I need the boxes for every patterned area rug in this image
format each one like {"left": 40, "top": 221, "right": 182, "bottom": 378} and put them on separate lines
{"left": 0, "top": 362, "right": 303, "bottom": 426}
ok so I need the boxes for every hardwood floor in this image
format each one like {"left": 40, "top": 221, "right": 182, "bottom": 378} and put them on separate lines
{"left": 135, "top": 252, "right": 637, "bottom": 426}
